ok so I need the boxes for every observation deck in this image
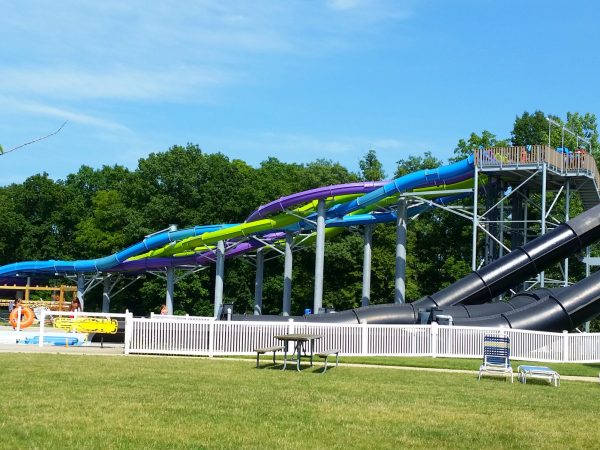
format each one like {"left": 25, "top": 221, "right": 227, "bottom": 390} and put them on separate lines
{"left": 474, "top": 145, "right": 600, "bottom": 210}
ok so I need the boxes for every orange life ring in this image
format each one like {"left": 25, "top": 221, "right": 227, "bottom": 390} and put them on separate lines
{"left": 9, "top": 306, "right": 35, "bottom": 329}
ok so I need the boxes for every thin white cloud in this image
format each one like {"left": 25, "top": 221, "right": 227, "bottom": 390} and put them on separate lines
{"left": 0, "top": 67, "right": 235, "bottom": 102}
{"left": 0, "top": 97, "right": 128, "bottom": 132}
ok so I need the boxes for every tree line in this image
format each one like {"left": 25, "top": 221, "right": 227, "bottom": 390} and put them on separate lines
{"left": 0, "top": 111, "right": 598, "bottom": 323}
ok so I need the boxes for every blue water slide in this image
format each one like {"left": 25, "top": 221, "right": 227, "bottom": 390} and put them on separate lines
{"left": 111, "top": 193, "right": 469, "bottom": 272}
{"left": 332, "top": 156, "right": 474, "bottom": 217}
{"left": 0, "top": 157, "right": 474, "bottom": 277}
{"left": 0, "top": 224, "right": 237, "bottom": 276}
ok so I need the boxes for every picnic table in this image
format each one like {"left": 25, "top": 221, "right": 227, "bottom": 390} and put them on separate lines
{"left": 274, "top": 333, "right": 322, "bottom": 371}
{"left": 517, "top": 365, "right": 560, "bottom": 387}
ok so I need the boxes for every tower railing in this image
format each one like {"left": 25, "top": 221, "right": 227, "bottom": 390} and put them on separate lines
{"left": 475, "top": 145, "right": 600, "bottom": 192}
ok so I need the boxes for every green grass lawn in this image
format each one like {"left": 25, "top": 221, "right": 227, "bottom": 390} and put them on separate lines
{"left": 234, "top": 354, "right": 600, "bottom": 377}
{"left": 1, "top": 354, "right": 599, "bottom": 449}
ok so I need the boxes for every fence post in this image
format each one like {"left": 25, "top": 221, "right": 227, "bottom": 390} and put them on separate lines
{"left": 562, "top": 330, "right": 569, "bottom": 362}
{"left": 208, "top": 320, "right": 215, "bottom": 357}
{"left": 124, "top": 311, "right": 132, "bottom": 355}
{"left": 361, "top": 320, "right": 368, "bottom": 355}
{"left": 431, "top": 322, "right": 438, "bottom": 358}
{"left": 39, "top": 308, "right": 45, "bottom": 348}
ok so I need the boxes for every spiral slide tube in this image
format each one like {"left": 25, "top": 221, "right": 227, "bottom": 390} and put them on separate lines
{"left": 0, "top": 156, "right": 475, "bottom": 286}
{"left": 0, "top": 224, "right": 237, "bottom": 277}
{"left": 452, "top": 273, "right": 600, "bottom": 332}
{"left": 113, "top": 192, "right": 466, "bottom": 272}
{"left": 115, "top": 159, "right": 476, "bottom": 261}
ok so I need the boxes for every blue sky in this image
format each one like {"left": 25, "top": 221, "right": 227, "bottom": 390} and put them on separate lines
{"left": 1, "top": 0, "right": 598, "bottom": 185}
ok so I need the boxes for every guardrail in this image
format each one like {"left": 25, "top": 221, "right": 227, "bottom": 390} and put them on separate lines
{"left": 475, "top": 145, "right": 600, "bottom": 192}
{"left": 125, "top": 317, "right": 600, "bottom": 363}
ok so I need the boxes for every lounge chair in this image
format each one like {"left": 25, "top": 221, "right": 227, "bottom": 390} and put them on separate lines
{"left": 478, "top": 336, "right": 513, "bottom": 383}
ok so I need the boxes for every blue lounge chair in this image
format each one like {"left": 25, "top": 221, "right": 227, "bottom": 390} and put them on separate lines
{"left": 478, "top": 336, "right": 513, "bottom": 383}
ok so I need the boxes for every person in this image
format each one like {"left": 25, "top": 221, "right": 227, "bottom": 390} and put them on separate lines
{"left": 70, "top": 298, "right": 82, "bottom": 313}
{"left": 160, "top": 304, "right": 168, "bottom": 315}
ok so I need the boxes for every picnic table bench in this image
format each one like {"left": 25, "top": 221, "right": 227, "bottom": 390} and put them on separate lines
{"left": 254, "top": 345, "right": 284, "bottom": 368}
{"left": 517, "top": 365, "right": 560, "bottom": 387}
{"left": 316, "top": 349, "right": 340, "bottom": 373}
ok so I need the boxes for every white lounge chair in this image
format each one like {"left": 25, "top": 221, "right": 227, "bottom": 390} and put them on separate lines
{"left": 478, "top": 336, "right": 513, "bottom": 383}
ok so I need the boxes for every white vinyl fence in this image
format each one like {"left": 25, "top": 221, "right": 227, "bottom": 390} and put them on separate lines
{"left": 124, "top": 317, "right": 600, "bottom": 363}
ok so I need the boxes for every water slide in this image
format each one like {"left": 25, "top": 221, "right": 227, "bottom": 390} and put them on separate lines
{"left": 4, "top": 148, "right": 600, "bottom": 330}
{"left": 239, "top": 202, "right": 600, "bottom": 331}
{"left": 0, "top": 156, "right": 475, "bottom": 276}
{"left": 4, "top": 149, "right": 600, "bottom": 331}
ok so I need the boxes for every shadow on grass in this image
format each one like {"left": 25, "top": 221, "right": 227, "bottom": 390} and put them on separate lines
{"left": 477, "top": 376, "right": 514, "bottom": 384}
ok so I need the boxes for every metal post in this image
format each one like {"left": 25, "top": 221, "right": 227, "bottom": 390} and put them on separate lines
{"left": 166, "top": 267, "right": 175, "bottom": 315}
{"left": 254, "top": 248, "right": 264, "bottom": 315}
{"left": 77, "top": 273, "right": 85, "bottom": 311}
{"left": 361, "top": 224, "right": 373, "bottom": 307}
{"left": 523, "top": 191, "right": 528, "bottom": 245}
{"left": 313, "top": 199, "right": 326, "bottom": 314}
{"left": 564, "top": 182, "right": 570, "bottom": 286}
{"left": 585, "top": 245, "right": 591, "bottom": 333}
{"left": 214, "top": 240, "right": 225, "bottom": 318}
{"left": 395, "top": 200, "right": 407, "bottom": 304}
{"left": 540, "top": 163, "right": 547, "bottom": 287}
{"left": 499, "top": 187, "right": 504, "bottom": 258}
{"left": 102, "top": 278, "right": 111, "bottom": 313}
{"left": 586, "top": 246, "right": 591, "bottom": 278}
{"left": 282, "top": 231, "right": 293, "bottom": 316}
{"left": 471, "top": 165, "right": 479, "bottom": 270}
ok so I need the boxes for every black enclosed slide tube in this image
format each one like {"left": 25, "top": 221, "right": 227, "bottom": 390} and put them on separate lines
{"left": 453, "top": 269, "right": 600, "bottom": 331}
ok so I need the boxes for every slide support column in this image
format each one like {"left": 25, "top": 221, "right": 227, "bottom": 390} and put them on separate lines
{"left": 166, "top": 267, "right": 175, "bottom": 315}
{"left": 102, "top": 278, "right": 111, "bottom": 313}
{"left": 395, "top": 199, "right": 407, "bottom": 304}
{"left": 564, "top": 181, "right": 570, "bottom": 286}
{"left": 313, "top": 199, "right": 326, "bottom": 314}
{"left": 361, "top": 224, "right": 373, "bottom": 307}
{"left": 540, "top": 163, "right": 547, "bottom": 288}
{"left": 282, "top": 231, "right": 293, "bottom": 316}
{"left": 254, "top": 248, "right": 264, "bottom": 315}
{"left": 585, "top": 245, "right": 591, "bottom": 333}
{"left": 471, "top": 166, "right": 479, "bottom": 270}
{"left": 214, "top": 240, "right": 225, "bottom": 318}
{"left": 77, "top": 274, "right": 85, "bottom": 311}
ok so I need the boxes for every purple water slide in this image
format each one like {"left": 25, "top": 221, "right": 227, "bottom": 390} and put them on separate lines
{"left": 245, "top": 181, "right": 388, "bottom": 222}
{"left": 245, "top": 170, "right": 473, "bottom": 223}
{"left": 110, "top": 238, "right": 268, "bottom": 272}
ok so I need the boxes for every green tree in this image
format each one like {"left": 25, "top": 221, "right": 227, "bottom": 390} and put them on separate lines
{"left": 511, "top": 110, "right": 599, "bottom": 156}
{"left": 395, "top": 151, "right": 442, "bottom": 178}
{"left": 453, "top": 131, "right": 509, "bottom": 160}
{"left": 564, "top": 112, "right": 599, "bottom": 156}
{"left": 359, "top": 149, "right": 386, "bottom": 181}
{"left": 511, "top": 111, "right": 550, "bottom": 146}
